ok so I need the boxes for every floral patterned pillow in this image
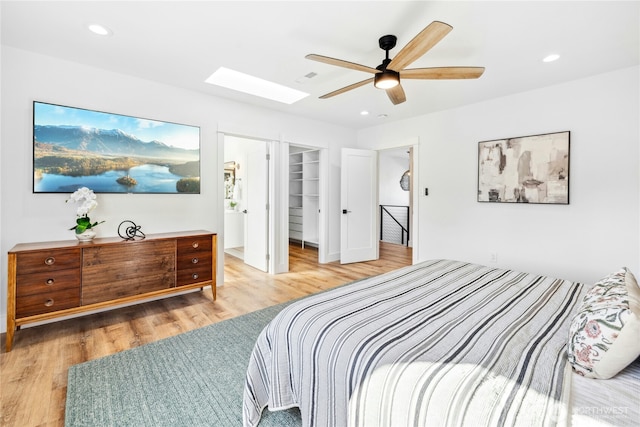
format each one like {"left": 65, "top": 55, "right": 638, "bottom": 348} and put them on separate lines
{"left": 567, "top": 268, "right": 640, "bottom": 379}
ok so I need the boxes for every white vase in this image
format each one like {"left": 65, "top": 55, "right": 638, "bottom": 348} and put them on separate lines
{"left": 75, "top": 229, "right": 96, "bottom": 242}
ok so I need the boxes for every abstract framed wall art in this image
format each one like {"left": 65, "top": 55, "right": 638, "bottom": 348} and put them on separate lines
{"left": 478, "top": 131, "right": 570, "bottom": 204}
{"left": 33, "top": 101, "right": 201, "bottom": 194}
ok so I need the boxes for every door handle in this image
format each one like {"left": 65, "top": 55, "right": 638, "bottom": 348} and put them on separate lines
{"left": 342, "top": 209, "right": 352, "bottom": 214}
{"left": 242, "top": 209, "right": 248, "bottom": 214}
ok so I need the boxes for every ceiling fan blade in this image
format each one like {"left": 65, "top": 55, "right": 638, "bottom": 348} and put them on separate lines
{"left": 401, "top": 67, "right": 485, "bottom": 79}
{"left": 388, "top": 21, "right": 453, "bottom": 71}
{"left": 319, "top": 77, "right": 375, "bottom": 99}
{"left": 386, "top": 84, "right": 406, "bottom": 105}
{"left": 306, "top": 54, "right": 378, "bottom": 74}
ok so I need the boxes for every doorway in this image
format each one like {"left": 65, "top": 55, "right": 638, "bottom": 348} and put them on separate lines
{"left": 287, "top": 143, "right": 322, "bottom": 267}
{"left": 339, "top": 145, "right": 415, "bottom": 265}
{"left": 378, "top": 146, "right": 413, "bottom": 248}
{"left": 223, "top": 135, "right": 269, "bottom": 272}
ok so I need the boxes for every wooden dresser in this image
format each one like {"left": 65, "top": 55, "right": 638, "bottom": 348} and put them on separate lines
{"left": 6, "top": 230, "right": 216, "bottom": 352}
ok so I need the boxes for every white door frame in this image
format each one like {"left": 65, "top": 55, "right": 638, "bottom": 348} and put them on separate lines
{"left": 217, "top": 133, "right": 225, "bottom": 287}
{"left": 409, "top": 143, "right": 419, "bottom": 264}
{"left": 271, "top": 140, "right": 287, "bottom": 273}
{"left": 317, "top": 148, "right": 329, "bottom": 264}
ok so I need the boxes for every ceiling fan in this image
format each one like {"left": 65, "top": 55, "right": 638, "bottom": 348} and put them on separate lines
{"left": 306, "top": 21, "right": 485, "bottom": 105}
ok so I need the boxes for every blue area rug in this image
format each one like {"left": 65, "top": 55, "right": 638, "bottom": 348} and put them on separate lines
{"left": 65, "top": 303, "right": 301, "bottom": 426}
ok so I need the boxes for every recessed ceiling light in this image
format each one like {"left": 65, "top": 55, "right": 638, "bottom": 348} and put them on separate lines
{"left": 360, "top": 111, "right": 369, "bottom": 116}
{"left": 543, "top": 54, "right": 560, "bottom": 63}
{"left": 205, "top": 67, "right": 309, "bottom": 104}
{"left": 87, "top": 24, "right": 112, "bottom": 36}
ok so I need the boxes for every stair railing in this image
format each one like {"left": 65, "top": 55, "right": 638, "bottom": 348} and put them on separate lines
{"left": 380, "top": 205, "right": 409, "bottom": 246}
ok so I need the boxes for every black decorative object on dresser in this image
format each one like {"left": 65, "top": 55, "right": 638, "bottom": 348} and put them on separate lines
{"left": 118, "top": 220, "right": 146, "bottom": 240}
{"left": 6, "top": 230, "right": 216, "bottom": 352}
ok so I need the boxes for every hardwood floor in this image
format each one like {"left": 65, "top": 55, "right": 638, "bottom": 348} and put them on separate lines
{"left": 0, "top": 242, "right": 411, "bottom": 427}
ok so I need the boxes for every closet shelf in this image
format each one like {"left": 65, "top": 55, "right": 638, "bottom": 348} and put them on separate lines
{"left": 289, "top": 147, "right": 320, "bottom": 248}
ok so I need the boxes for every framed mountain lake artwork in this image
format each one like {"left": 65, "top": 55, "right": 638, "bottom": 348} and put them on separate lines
{"left": 33, "top": 101, "right": 201, "bottom": 194}
{"left": 477, "top": 131, "right": 570, "bottom": 204}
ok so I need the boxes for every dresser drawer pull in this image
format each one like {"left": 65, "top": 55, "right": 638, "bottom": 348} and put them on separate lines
{"left": 192, "top": 273, "right": 199, "bottom": 280}
{"left": 46, "top": 278, "right": 55, "bottom": 285}
{"left": 45, "top": 257, "right": 55, "bottom": 266}
{"left": 44, "top": 299, "right": 54, "bottom": 307}
{"left": 192, "top": 242, "right": 199, "bottom": 249}
{"left": 192, "top": 257, "right": 199, "bottom": 264}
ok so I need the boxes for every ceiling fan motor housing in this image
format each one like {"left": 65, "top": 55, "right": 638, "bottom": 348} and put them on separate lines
{"left": 379, "top": 34, "right": 397, "bottom": 52}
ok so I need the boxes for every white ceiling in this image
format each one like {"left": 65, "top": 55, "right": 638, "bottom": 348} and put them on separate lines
{"left": 2, "top": 1, "right": 639, "bottom": 129}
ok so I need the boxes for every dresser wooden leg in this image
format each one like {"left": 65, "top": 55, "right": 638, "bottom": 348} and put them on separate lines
{"left": 6, "top": 328, "right": 14, "bottom": 352}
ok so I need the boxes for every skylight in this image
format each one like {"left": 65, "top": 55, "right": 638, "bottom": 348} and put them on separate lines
{"left": 205, "top": 67, "right": 309, "bottom": 104}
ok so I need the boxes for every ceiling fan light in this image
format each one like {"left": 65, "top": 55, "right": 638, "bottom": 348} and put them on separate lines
{"left": 374, "top": 70, "right": 400, "bottom": 89}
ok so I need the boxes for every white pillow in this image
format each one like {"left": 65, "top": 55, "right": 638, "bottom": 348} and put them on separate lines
{"left": 567, "top": 268, "right": 640, "bottom": 379}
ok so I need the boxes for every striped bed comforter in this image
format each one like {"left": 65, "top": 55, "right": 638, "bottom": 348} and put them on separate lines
{"left": 243, "top": 259, "right": 587, "bottom": 427}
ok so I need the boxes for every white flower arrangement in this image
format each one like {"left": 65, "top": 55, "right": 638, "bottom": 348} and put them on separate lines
{"left": 66, "top": 187, "right": 104, "bottom": 234}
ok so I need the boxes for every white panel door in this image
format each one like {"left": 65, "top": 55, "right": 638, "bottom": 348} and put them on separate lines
{"left": 341, "top": 148, "right": 378, "bottom": 264}
{"left": 243, "top": 141, "right": 268, "bottom": 272}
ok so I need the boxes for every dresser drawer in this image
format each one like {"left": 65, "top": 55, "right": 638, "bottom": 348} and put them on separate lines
{"left": 16, "top": 269, "right": 81, "bottom": 297}
{"left": 177, "top": 250, "right": 212, "bottom": 268}
{"left": 177, "top": 265, "right": 212, "bottom": 286}
{"left": 16, "top": 248, "right": 81, "bottom": 274}
{"left": 176, "top": 250, "right": 212, "bottom": 286}
{"left": 16, "top": 288, "right": 81, "bottom": 317}
{"left": 289, "top": 223, "right": 302, "bottom": 232}
{"left": 177, "top": 235, "right": 212, "bottom": 255}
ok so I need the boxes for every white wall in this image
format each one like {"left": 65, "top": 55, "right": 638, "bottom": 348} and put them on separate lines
{"left": 379, "top": 151, "right": 410, "bottom": 206}
{"left": 0, "top": 47, "right": 356, "bottom": 332}
{"left": 358, "top": 66, "right": 640, "bottom": 284}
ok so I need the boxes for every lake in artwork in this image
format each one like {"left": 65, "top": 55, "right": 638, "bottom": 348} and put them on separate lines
{"left": 35, "top": 164, "right": 185, "bottom": 193}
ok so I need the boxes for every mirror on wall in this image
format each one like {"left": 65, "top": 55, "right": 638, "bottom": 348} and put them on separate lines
{"left": 224, "top": 161, "right": 237, "bottom": 200}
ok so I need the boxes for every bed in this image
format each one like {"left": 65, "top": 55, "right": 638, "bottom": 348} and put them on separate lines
{"left": 243, "top": 259, "right": 640, "bottom": 427}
